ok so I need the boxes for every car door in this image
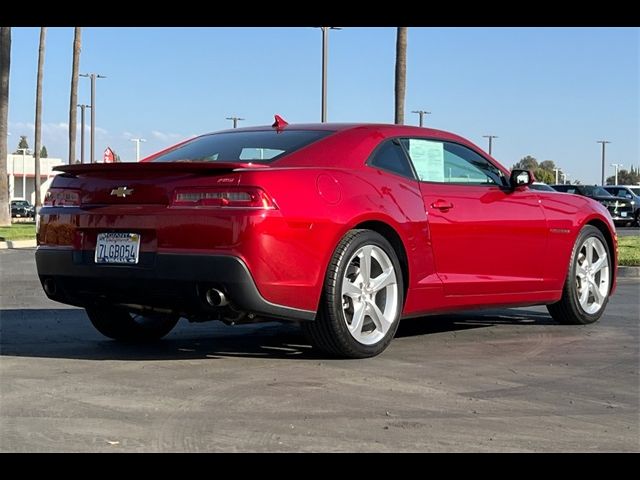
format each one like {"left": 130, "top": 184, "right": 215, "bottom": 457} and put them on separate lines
{"left": 400, "top": 138, "right": 548, "bottom": 296}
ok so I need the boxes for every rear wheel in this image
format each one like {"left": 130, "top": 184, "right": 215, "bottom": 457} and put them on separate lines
{"left": 304, "top": 229, "right": 404, "bottom": 358}
{"left": 86, "top": 307, "right": 179, "bottom": 342}
{"left": 547, "top": 225, "right": 611, "bottom": 325}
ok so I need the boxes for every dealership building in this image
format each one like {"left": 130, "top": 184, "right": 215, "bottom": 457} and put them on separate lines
{"left": 6, "top": 153, "right": 65, "bottom": 205}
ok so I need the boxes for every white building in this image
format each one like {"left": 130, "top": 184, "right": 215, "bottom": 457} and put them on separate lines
{"left": 6, "top": 153, "right": 65, "bottom": 205}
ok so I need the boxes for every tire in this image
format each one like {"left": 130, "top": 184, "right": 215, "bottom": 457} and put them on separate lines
{"left": 304, "top": 229, "right": 404, "bottom": 358}
{"left": 547, "top": 225, "right": 612, "bottom": 325}
{"left": 86, "top": 306, "right": 179, "bottom": 342}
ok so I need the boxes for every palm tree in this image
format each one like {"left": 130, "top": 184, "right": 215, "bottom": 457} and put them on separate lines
{"left": 34, "top": 27, "right": 46, "bottom": 210}
{"left": 394, "top": 27, "right": 407, "bottom": 125}
{"left": 68, "top": 27, "right": 81, "bottom": 165}
{"left": 0, "top": 27, "right": 11, "bottom": 226}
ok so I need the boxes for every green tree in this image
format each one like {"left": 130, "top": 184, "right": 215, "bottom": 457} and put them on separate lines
{"left": 394, "top": 27, "right": 407, "bottom": 125}
{"left": 606, "top": 168, "right": 640, "bottom": 186}
{"left": 534, "top": 168, "right": 555, "bottom": 184}
{"left": 33, "top": 27, "right": 46, "bottom": 210}
{"left": 40, "top": 145, "right": 48, "bottom": 158}
{"left": 539, "top": 160, "right": 556, "bottom": 171}
{"left": 14, "top": 135, "right": 29, "bottom": 153}
{"left": 0, "top": 27, "right": 11, "bottom": 226}
{"left": 512, "top": 155, "right": 538, "bottom": 171}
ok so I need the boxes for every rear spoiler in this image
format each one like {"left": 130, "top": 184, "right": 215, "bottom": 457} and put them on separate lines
{"left": 54, "top": 162, "right": 268, "bottom": 175}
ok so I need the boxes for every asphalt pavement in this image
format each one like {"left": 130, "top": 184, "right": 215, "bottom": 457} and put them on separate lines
{"left": 1, "top": 248, "right": 638, "bottom": 452}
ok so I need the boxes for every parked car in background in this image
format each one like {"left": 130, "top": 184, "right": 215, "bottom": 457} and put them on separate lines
{"left": 529, "top": 182, "right": 557, "bottom": 192}
{"left": 35, "top": 121, "right": 619, "bottom": 358}
{"left": 552, "top": 184, "right": 634, "bottom": 226}
{"left": 10, "top": 200, "right": 35, "bottom": 218}
{"left": 603, "top": 186, "right": 640, "bottom": 226}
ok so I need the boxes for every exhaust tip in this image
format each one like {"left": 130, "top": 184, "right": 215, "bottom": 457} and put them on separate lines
{"left": 43, "top": 278, "right": 57, "bottom": 297}
{"left": 205, "top": 288, "right": 228, "bottom": 307}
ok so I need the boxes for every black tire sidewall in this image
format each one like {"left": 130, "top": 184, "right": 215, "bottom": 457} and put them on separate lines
{"left": 323, "top": 230, "right": 404, "bottom": 357}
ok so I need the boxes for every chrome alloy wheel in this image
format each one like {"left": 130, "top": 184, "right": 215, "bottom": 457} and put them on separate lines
{"left": 575, "top": 236, "right": 610, "bottom": 315}
{"left": 340, "top": 245, "right": 399, "bottom": 345}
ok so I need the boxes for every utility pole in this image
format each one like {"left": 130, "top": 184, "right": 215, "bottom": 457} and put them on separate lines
{"left": 611, "top": 163, "right": 623, "bottom": 185}
{"left": 411, "top": 110, "right": 431, "bottom": 127}
{"left": 130, "top": 138, "right": 147, "bottom": 161}
{"left": 482, "top": 135, "right": 498, "bottom": 155}
{"left": 597, "top": 140, "right": 611, "bottom": 186}
{"left": 225, "top": 117, "right": 245, "bottom": 129}
{"left": 318, "top": 27, "right": 341, "bottom": 123}
{"left": 77, "top": 104, "right": 90, "bottom": 164}
{"left": 553, "top": 168, "right": 562, "bottom": 184}
{"left": 80, "top": 73, "right": 106, "bottom": 163}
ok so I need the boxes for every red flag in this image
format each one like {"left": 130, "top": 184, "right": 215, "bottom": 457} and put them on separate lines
{"left": 103, "top": 147, "right": 115, "bottom": 163}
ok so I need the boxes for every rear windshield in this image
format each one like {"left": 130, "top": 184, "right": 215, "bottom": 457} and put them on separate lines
{"left": 151, "top": 130, "right": 333, "bottom": 163}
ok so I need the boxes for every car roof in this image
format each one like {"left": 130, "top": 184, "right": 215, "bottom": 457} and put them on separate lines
{"left": 213, "top": 122, "right": 475, "bottom": 144}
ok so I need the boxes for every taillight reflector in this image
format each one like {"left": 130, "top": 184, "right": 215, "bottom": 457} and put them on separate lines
{"left": 172, "top": 187, "right": 276, "bottom": 209}
{"left": 44, "top": 188, "right": 81, "bottom": 206}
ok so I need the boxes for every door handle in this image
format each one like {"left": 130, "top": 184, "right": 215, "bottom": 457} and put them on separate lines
{"left": 430, "top": 199, "right": 454, "bottom": 211}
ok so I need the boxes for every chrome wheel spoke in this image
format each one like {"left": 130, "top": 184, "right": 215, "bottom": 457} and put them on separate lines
{"left": 585, "top": 239, "right": 594, "bottom": 266}
{"left": 589, "top": 279, "right": 604, "bottom": 305}
{"left": 579, "top": 283, "right": 589, "bottom": 305}
{"left": 369, "top": 301, "right": 390, "bottom": 332}
{"left": 591, "top": 254, "right": 607, "bottom": 274}
{"left": 348, "top": 302, "right": 366, "bottom": 336}
{"left": 370, "top": 268, "right": 396, "bottom": 292}
{"left": 342, "top": 279, "right": 361, "bottom": 299}
{"left": 358, "top": 246, "right": 373, "bottom": 284}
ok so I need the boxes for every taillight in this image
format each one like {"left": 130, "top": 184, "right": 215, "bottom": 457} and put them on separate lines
{"left": 44, "top": 188, "right": 81, "bottom": 206}
{"left": 172, "top": 187, "right": 277, "bottom": 209}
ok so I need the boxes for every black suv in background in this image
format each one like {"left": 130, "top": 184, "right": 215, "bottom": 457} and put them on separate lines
{"left": 10, "top": 200, "right": 35, "bottom": 218}
{"left": 551, "top": 184, "right": 634, "bottom": 226}
{"left": 603, "top": 186, "right": 640, "bottom": 226}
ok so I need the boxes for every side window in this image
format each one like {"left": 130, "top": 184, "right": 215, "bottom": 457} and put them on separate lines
{"left": 369, "top": 140, "right": 415, "bottom": 179}
{"left": 400, "top": 139, "right": 501, "bottom": 185}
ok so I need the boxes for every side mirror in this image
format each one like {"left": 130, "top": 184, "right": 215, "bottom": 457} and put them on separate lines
{"left": 509, "top": 169, "right": 535, "bottom": 189}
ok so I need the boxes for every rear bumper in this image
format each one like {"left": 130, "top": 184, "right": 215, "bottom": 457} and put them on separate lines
{"left": 35, "top": 247, "right": 315, "bottom": 321}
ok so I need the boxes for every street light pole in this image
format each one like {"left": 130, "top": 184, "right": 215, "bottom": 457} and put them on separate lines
{"left": 77, "top": 104, "right": 90, "bottom": 164}
{"left": 130, "top": 138, "right": 147, "bottom": 161}
{"left": 80, "top": 73, "right": 106, "bottom": 164}
{"left": 318, "top": 27, "right": 341, "bottom": 123}
{"left": 411, "top": 110, "right": 431, "bottom": 127}
{"left": 225, "top": 117, "right": 245, "bottom": 129}
{"left": 482, "top": 135, "right": 498, "bottom": 155}
{"left": 611, "top": 163, "right": 623, "bottom": 185}
{"left": 553, "top": 168, "right": 562, "bottom": 184}
{"left": 597, "top": 140, "right": 611, "bottom": 186}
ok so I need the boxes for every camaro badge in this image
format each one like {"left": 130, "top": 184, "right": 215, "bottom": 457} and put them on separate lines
{"left": 110, "top": 186, "right": 134, "bottom": 197}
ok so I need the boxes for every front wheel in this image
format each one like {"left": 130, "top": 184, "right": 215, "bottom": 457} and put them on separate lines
{"left": 547, "top": 225, "right": 612, "bottom": 325}
{"left": 86, "top": 307, "right": 180, "bottom": 342}
{"left": 304, "top": 229, "right": 404, "bottom": 358}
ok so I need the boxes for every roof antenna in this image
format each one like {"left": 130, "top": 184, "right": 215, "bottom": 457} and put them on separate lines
{"left": 272, "top": 114, "right": 289, "bottom": 130}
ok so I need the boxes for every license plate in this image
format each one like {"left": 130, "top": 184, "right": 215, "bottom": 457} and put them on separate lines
{"left": 95, "top": 233, "right": 141, "bottom": 264}
{"left": 621, "top": 212, "right": 627, "bottom": 217}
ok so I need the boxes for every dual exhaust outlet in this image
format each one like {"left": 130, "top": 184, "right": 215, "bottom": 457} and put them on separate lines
{"left": 205, "top": 288, "right": 229, "bottom": 307}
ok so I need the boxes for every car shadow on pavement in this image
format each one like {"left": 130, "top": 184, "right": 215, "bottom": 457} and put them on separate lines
{"left": 0, "top": 307, "right": 556, "bottom": 361}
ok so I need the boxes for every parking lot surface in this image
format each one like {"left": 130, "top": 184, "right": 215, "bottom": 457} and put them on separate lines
{"left": 1, "top": 248, "right": 638, "bottom": 452}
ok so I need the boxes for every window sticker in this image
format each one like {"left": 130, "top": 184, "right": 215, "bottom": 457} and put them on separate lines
{"left": 409, "top": 139, "right": 444, "bottom": 182}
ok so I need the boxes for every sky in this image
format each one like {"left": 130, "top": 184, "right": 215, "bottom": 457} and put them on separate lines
{"left": 6, "top": 27, "right": 639, "bottom": 184}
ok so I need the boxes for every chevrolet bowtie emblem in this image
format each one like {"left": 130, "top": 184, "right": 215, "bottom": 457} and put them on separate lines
{"left": 110, "top": 186, "right": 134, "bottom": 197}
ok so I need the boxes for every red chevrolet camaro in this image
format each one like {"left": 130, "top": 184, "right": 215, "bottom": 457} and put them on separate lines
{"left": 36, "top": 119, "right": 618, "bottom": 358}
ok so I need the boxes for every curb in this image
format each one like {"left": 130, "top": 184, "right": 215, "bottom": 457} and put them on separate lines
{"left": 0, "top": 239, "right": 37, "bottom": 249}
{"left": 618, "top": 266, "right": 640, "bottom": 278}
